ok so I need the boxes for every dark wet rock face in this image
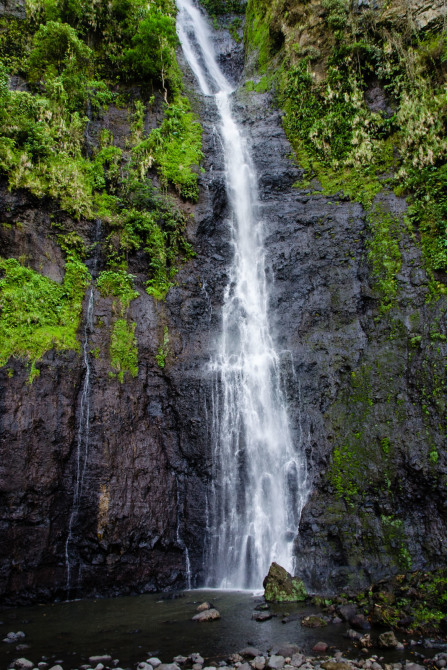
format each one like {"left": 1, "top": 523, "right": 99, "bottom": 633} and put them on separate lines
{"left": 0, "top": 11, "right": 447, "bottom": 605}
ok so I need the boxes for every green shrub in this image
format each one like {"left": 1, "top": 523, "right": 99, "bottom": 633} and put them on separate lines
{"left": 110, "top": 318, "right": 138, "bottom": 382}
{"left": 0, "top": 256, "right": 90, "bottom": 380}
{"left": 97, "top": 269, "right": 139, "bottom": 309}
{"left": 133, "top": 97, "right": 203, "bottom": 200}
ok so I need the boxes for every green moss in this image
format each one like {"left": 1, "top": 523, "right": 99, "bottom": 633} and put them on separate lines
{"left": 245, "top": 0, "right": 447, "bottom": 284}
{"left": 0, "top": 256, "right": 90, "bottom": 380}
{"left": 97, "top": 270, "right": 139, "bottom": 311}
{"left": 366, "top": 204, "right": 402, "bottom": 313}
{"left": 244, "top": 0, "right": 273, "bottom": 72}
{"left": 110, "top": 318, "right": 138, "bottom": 383}
{"left": 156, "top": 325, "right": 170, "bottom": 368}
{"left": 133, "top": 97, "right": 203, "bottom": 201}
{"left": 381, "top": 515, "right": 412, "bottom": 571}
{"left": 200, "top": 0, "right": 246, "bottom": 17}
{"left": 263, "top": 562, "right": 307, "bottom": 602}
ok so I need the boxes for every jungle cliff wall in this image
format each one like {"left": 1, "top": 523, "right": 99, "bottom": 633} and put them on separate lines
{"left": 242, "top": 0, "right": 447, "bottom": 590}
{"left": 0, "top": 0, "right": 446, "bottom": 605}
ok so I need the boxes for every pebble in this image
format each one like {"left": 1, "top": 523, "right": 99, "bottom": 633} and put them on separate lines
{"left": 148, "top": 659, "right": 162, "bottom": 667}
{"left": 252, "top": 656, "right": 266, "bottom": 670}
{"left": 173, "top": 657, "right": 188, "bottom": 665}
{"left": 48, "top": 666, "right": 64, "bottom": 670}
{"left": 268, "top": 655, "right": 285, "bottom": 670}
{"left": 12, "top": 659, "right": 34, "bottom": 670}
{"left": 89, "top": 657, "right": 112, "bottom": 666}
{"left": 139, "top": 664, "right": 153, "bottom": 670}
{"left": 312, "top": 643, "right": 329, "bottom": 654}
{"left": 190, "top": 655, "right": 205, "bottom": 665}
{"left": 252, "top": 612, "right": 273, "bottom": 622}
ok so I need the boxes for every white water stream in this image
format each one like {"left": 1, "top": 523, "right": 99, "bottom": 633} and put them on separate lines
{"left": 176, "top": 0, "right": 309, "bottom": 589}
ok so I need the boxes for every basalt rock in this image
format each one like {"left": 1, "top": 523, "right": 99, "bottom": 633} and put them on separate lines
{"left": 1, "top": 0, "right": 447, "bottom": 606}
{"left": 263, "top": 563, "right": 307, "bottom": 602}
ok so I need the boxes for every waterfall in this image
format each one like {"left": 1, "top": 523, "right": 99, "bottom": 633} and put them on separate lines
{"left": 176, "top": 0, "right": 309, "bottom": 589}
{"left": 65, "top": 219, "right": 101, "bottom": 596}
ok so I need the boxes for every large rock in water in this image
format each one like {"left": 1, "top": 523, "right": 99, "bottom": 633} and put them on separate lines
{"left": 263, "top": 562, "right": 307, "bottom": 602}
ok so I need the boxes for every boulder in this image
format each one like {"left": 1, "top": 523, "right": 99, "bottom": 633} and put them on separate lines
{"left": 197, "top": 602, "right": 212, "bottom": 612}
{"left": 192, "top": 608, "right": 221, "bottom": 622}
{"left": 263, "top": 563, "right": 307, "bottom": 602}
{"left": 378, "top": 631, "right": 400, "bottom": 648}
{"left": 239, "top": 648, "right": 262, "bottom": 659}
{"left": 158, "top": 664, "right": 181, "bottom": 670}
{"left": 350, "top": 614, "right": 371, "bottom": 630}
{"left": 337, "top": 605, "right": 357, "bottom": 622}
{"left": 301, "top": 616, "right": 327, "bottom": 628}
{"left": 276, "top": 646, "right": 300, "bottom": 658}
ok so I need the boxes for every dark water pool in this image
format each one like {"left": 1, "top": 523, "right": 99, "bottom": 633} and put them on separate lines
{"left": 0, "top": 590, "right": 416, "bottom": 670}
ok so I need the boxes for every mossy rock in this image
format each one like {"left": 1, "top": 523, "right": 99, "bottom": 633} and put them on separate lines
{"left": 263, "top": 562, "right": 307, "bottom": 602}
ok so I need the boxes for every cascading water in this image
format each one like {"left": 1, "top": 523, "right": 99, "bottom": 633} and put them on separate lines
{"left": 65, "top": 220, "right": 101, "bottom": 595}
{"left": 176, "top": 0, "right": 309, "bottom": 589}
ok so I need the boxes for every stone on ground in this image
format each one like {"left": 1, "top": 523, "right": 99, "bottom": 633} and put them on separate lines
{"left": 301, "top": 615, "right": 327, "bottom": 628}
{"left": 378, "top": 631, "right": 399, "bottom": 648}
{"left": 197, "top": 602, "right": 212, "bottom": 612}
{"left": 312, "top": 642, "right": 329, "bottom": 653}
{"left": 239, "top": 647, "right": 262, "bottom": 658}
{"left": 276, "top": 645, "right": 300, "bottom": 658}
{"left": 268, "top": 656, "right": 285, "bottom": 670}
{"left": 192, "top": 608, "right": 221, "bottom": 622}
{"left": 263, "top": 563, "right": 307, "bottom": 602}
{"left": 252, "top": 611, "right": 273, "bottom": 622}
{"left": 12, "top": 660, "right": 34, "bottom": 670}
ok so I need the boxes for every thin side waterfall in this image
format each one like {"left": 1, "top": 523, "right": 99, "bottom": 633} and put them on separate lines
{"left": 176, "top": 0, "right": 309, "bottom": 589}
{"left": 65, "top": 220, "right": 101, "bottom": 595}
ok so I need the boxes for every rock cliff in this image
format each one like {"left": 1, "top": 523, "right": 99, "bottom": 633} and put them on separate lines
{"left": 0, "top": 0, "right": 446, "bottom": 605}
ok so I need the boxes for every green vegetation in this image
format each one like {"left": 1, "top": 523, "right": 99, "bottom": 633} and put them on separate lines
{"left": 0, "top": 256, "right": 90, "bottom": 381}
{"left": 97, "top": 270, "right": 139, "bottom": 311}
{"left": 156, "top": 325, "right": 170, "bottom": 368}
{"left": 201, "top": 0, "right": 246, "bottom": 17}
{"left": 0, "top": 0, "right": 200, "bottom": 377}
{"left": 345, "top": 569, "right": 447, "bottom": 633}
{"left": 366, "top": 205, "right": 402, "bottom": 313}
{"left": 109, "top": 318, "right": 138, "bottom": 383}
{"left": 244, "top": 0, "right": 447, "bottom": 286}
{"left": 134, "top": 98, "right": 203, "bottom": 201}
{"left": 263, "top": 561, "right": 307, "bottom": 602}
